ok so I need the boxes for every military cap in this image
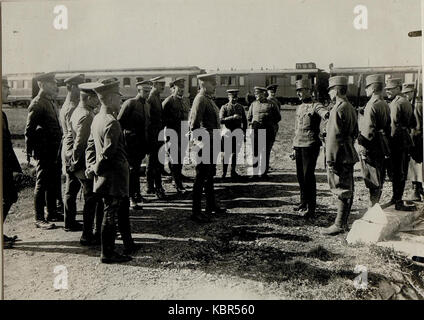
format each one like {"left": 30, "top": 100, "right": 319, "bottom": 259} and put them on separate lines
{"left": 78, "top": 82, "right": 98, "bottom": 95}
{"left": 226, "top": 89, "right": 239, "bottom": 95}
{"left": 135, "top": 80, "right": 152, "bottom": 87}
{"left": 197, "top": 73, "right": 216, "bottom": 82}
{"left": 170, "top": 77, "right": 186, "bottom": 88}
{"left": 365, "top": 74, "right": 384, "bottom": 87}
{"left": 150, "top": 76, "right": 165, "bottom": 83}
{"left": 402, "top": 82, "right": 415, "bottom": 93}
{"left": 64, "top": 74, "right": 85, "bottom": 85}
{"left": 92, "top": 77, "right": 122, "bottom": 97}
{"left": 266, "top": 84, "right": 278, "bottom": 91}
{"left": 385, "top": 78, "right": 402, "bottom": 89}
{"left": 34, "top": 72, "right": 56, "bottom": 83}
{"left": 295, "top": 79, "right": 311, "bottom": 90}
{"left": 253, "top": 86, "right": 267, "bottom": 92}
{"left": 328, "top": 76, "right": 348, "bottom": 89}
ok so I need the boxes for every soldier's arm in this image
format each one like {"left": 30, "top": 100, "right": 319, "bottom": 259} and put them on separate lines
{"left": 247, "top": 103, "right": 253, "bottom": 124}
{"left": 314, "top": 103, "right": 330, "bottom": 119}
{"left": 117, "top": 100, "right": 132, "bottom": 129}
{"left": 189, "top": 97, "right": 205, "bottom": 131}
{"left": 85, "top": 130, "right": 96, "bottom": 178}
{"left": 325, "top": 109, "right": 343, "bottom": 166}
{"left": 358, "top": 104, "right": 376, "bottom": 145}
{"left": 72, "top": 114, "right": 93, "bottom": 170}
{"left": 24, "top": 103, "right": 40, "bottom": 156}
{"left": 162, "top": 98, "right": 173, "bottom": 128}
{"left": 94, "top": 120, "right": 120, "bottom": 174}
{"left": 241, "top": 106, "right": 248, "bottom": 130}
{"left": 273, "top": 103, "right": 282, "bottom": 123}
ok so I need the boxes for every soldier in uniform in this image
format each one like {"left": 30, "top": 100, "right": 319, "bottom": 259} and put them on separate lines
{"left": 190, "top": 73, "right": 227, "bottom": 223}
{"left": 65, "top": 83, "right": 104, "bottom": 245}
{"left": 403, "top": 83, "right": 423, "bottom": 201}
{"left": 385, "top": 78, "right": 416, "bottom": 210}
{"left": 322, "top": 76, "right": 359, "bottom": 235}
{"left": 247, "top": 86, "right": 281, "bottom": 178}
{"left": 357, "top": 74, "right": 391, "bottom": 207}
{"left": 118, "top": 80, "right": 150, "bottom": 208}
{"left": 85, "top": 78, "right": 136, "bottom": 263}
{"left": 287, "top": 79, "right": 329, "bottom": 218}
{"left": 162, "top": 77, "right": 188, "bottom": 192}
{"left": 146, "top": 76, "right": 166, "bottom": 199}
{"left": 219, "top": 89, "right": 247, "bottom": 179}
{"left": 25, "top": 72, "right": 62, "bottom": 229}
{"left": 2, "top": 78, "right": 22, "bottom": 246}
{"left": 61, "top": 74, "right": 85, "bottom": 231}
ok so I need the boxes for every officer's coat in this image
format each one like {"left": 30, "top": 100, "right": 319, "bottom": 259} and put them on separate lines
{"left": 219, "top": 102, "right": 247, "bottom": 131}
{"left": 247, "top": 99, "right": 281, "bottom": 129}
{"left": 389, "top": 94, "right": 415, "bottom": 150}
{"left": 293, "top": 101, "right": 328, "bottom": 147}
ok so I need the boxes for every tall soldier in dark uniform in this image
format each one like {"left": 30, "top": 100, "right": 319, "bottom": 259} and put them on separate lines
{"left": 61, "top": 74, "right": 85, "bottom": 231}
{"left": 385, "top": 78, "right": 416, "bottom": 211}
{"left": 85, "top": 78, "right": 136, "bottom": 263}
{"left": 162, "top": 77, "right": 188, "bottom": 193}
{"left": 267, "top": 83, "right": 281, "bottom": 139}
{"left": 2, "top": 78, "right": 22, "bottom": 246}
{"left": 247, "top": 86, "right": 281, "bottom": 178}
{"left": 322, "top": 76, "right": 359, "bottom": 236}
{"left": 146, "top": 76, "right": 166, "bottom": 199}
{"left": 357, "top": 75, "right": 391, "bottom": 207}
{"left": 118, "top": 80, "right": 150, "bottom": 208}
{"left": 287, "top": 79, "right": 329, "bottom": 218}
{"left": 219, "top": 89, "right": 247, "bottom": 179}
{"left": 25, "top": 72, "right": 62, "bottom": 229}
{"left": 66, "top": 83, "right": 103, "bottom": 245}
{"left": 190, "top": 73, "right": 226, "bottom": 223}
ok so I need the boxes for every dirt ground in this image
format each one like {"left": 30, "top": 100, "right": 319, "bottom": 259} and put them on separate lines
{"left": 3, "top": 107, "right": 424, "bottom": 300}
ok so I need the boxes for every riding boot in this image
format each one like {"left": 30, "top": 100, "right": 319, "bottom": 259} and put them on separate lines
{"left": 321, "top": 199, "right": 346, "bottom": 235}
{"left": 411, "top": 181, "right": 422, "bottom": 201}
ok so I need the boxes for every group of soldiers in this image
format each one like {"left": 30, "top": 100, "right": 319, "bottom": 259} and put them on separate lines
{"left": 1, "top": 70, "right": 423, "bottom": 262}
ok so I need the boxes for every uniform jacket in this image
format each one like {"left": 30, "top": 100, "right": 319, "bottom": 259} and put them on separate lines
{"left": 85, "top": 111, "right": 129, "bottom": 197}
{"left": 147, "top": 89, "right": 163, "bottom": 142}
{"left": 3, "top": 111, "right": 22, "bottom": 174}
{"left": 162, "top": 94, "right": 186, "bottom": 134}
{"left": 65, "top": 103, "right": 95, "bottom": 179}
{"left": 60, "top": 94, "right": 79, "bottom": 138}
{"left": 247, "top": 98, "right": 281, "bottom": 130}
{"left": 25, "top": 90, "right": 62, "bottom": 158}
{"left": 219, "top": 102, "right": 247, "bottom": 131}
{"left": 411, "top": 99, "right": 423, "bottom": 162}
{"left": 293, "top": 100, "right": 328, "bottom": 147}
{"left": 267, "top": 96, "right": 281, "bottom": 110}
{"left": 189, "top": 92, "right": 220, "bottom": 133}
{"left": 389, "top": 94, "right": 415, "bottom": 150}
{"left": 118, "top": 95, "right": 149, "bottom": 154}
{"left": 325, "top": 98, "right": 359, "bottom": 166}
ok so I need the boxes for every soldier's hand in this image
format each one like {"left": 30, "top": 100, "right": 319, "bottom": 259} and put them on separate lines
{"left": 289, "top": 150, "right": 296, "bottom": 160}
{"left": 233, "top": 114, "right": 242, "bottom": 120}
{"left": 85, "top": 168, "right": 95, "bottom": 180}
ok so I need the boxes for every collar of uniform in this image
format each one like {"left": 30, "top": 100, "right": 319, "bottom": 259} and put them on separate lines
{"left": 137, "top": 96, "right": 146, "bottom": 103}
{"left": 302, "top": 98, "right": 313, "bottom": 104}
{"left": 173, "top": 93, "right": 183, "bottom": 100}
{"left": 39, "top": 90, "right": 53, "bottom": 101}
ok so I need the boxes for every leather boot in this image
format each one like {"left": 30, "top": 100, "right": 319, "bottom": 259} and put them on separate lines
{"left": 411, "top": 182, "right": 422, "bottom": 201}
{"left": 321, "top": 199, "right": 345, "bottom": 235}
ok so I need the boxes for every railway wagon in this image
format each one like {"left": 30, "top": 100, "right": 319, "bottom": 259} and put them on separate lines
{"left": 330, "top": 65, "right": 422, "bottom": 106}
{"left": 212, "top": 63, "right": 330, "bottom": 106}
{"left": 6, "top": 66, "right": 205, "bottom": 107}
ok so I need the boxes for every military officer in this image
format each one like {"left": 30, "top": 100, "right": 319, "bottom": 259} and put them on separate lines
{"left": 357, "top": 75, "right": 391, "bottom": 207}
{"left": 146, "top": 76, "right": 166, "bottom": 199}
{"left": 2, "top": 78, "right": 22, "bottom": 246}
{"left": 25, "top": 72, "right": 62, "bottom": 229}
{"left": 65, "top": 83, "right": 104, "bottom": 245}
{"left": 61, "top": 74, "right": 85, "bottom": 231}
{"left": 190, "top": 73, "right": 226, "bottom": 223}
{"left": 162, "top": 77, "right": 188, "bottom": 192}
{"left": 118, "top": 80, "right": 150, "bottom": 208}
{"left": 85, "top": 78, "right": 137, "bottom": 263}
{"left": 403, "top": 82, "right": 423, "bottom": 201}
{"left": 385, "top": 78, "right": 416, "bottom": 210}
{"left": 286, "top": 79, "right": 329, "bottom": 218}
{"left": 219, "top": 89, "right": 247, "bottom": 179}
{"left": 247, "top": 86, "right": 281, "bottom": 178}
{"left": 322, "top": 76, "right": 359, "bottom": 235}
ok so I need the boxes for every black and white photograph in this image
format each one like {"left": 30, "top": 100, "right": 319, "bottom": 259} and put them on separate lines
{"left": 1, "top": 0, "right": 424, "bottom": 302}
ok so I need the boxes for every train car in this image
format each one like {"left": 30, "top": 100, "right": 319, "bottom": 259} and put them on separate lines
{"left": 6, "top": 66, "right": 205, "bottom": 107}
{"left": 212, "top": 62, "right": 330, "bottom": 106}
{"left": 330, "top": 65, "right": 422, "bottom": 106}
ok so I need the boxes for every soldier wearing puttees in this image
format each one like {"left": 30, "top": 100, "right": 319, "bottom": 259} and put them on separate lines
{"left": 288, "top": 79, "right": 329, "bottom": 218}
{"left": 25, "top": 72, "right": 62, "bottom": 229}
{"left": 85, "top": 78, "right": 136, "bottom": 263}
{"left": 357, "top": 74, "right": 391, "bottom": 208}
{"left": 219, "top": 89, "right": 247, "bottom": 179}
{"left": 162, "top": 77, "right": 188, "bottom": 192}
{"left": 322, "top": 76, "right": 359, "bottom": 236}
{"left": 402, "top": 83, "right": 424, "bottom": 201}
{"left": 65, "top": 83, "right": 104, "bottom": 245}
{"left": 385, "top": 78, "right": 416, "bottom": 211}
{"left": 118, "top": 80, "right": 150, "bottom": 208}
{"left": 247, "top": 86, "right": 281, "bottom": 178}
{"left": 146, "top": 76, "right": 166, "bottom": 199}
{"left": 2, "top": 78, "right": 22, "bottom": 246}
{"left": 189, "top": 73, "right": 227, "bottom": 223}
{"left": 61, "top": 74, "right": 86, "bottom": 231}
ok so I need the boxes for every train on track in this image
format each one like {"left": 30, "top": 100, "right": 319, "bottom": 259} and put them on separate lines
{"left": 4, "top": 63, "right": 422, "bottom": 108}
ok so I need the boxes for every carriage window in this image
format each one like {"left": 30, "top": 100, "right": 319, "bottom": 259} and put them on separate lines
{"left": 290, "top": 76, "right": 296, "bottom": 85}
{"left": 348, "top": 75, "right": 354, "bottom": 84}
{"left": 405, "top": 73, "right": 414, "bottom": 83}
{"left": 229, "top": 76, "right": 236, "bottom": 86}
{"left": 136, "top": 77, "right": 144, "bottom": 82}
{"left": 12, "top": 80, "right": 18, "bottom": 89}
{"left": 123, "top": 77, "right": 131, "bottom": 87}
{"left": 191, "top": 77, "right": 198, "bottom": 87}
{"left": 385, "top": 74, "right": 391, "bottom": 82}
{"left": 221, "top": 76, "right": 228, "bottom": 86}
{"left": 23, "top": 80, "right": 30, "bottom": 89}
{"left": 239, "top": 76, "right": 245, "bottom": 86}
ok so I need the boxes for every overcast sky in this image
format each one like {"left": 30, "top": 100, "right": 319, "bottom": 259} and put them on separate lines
{"left": 1, "top": 0, "right": 422, "bottom": 74}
